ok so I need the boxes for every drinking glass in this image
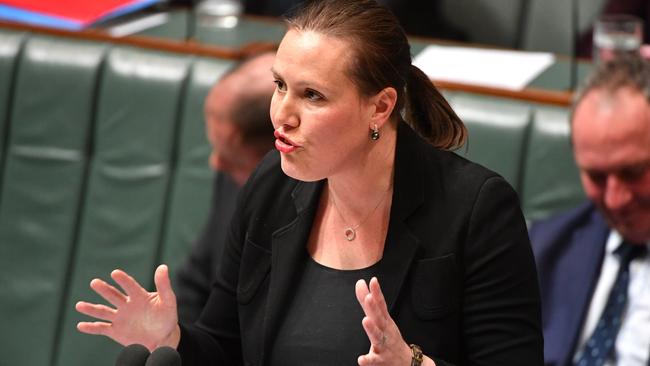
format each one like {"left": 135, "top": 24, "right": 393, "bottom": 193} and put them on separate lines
{"left": 593, "top": 15, "right": 643, "bottom": 64}
{"left": 196, "top": 0, "right": 243, "bottom": 29}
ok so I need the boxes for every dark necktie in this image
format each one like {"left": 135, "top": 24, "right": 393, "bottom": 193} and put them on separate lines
{"left": 574, "top": 241, "right": 647, "bottom": 366}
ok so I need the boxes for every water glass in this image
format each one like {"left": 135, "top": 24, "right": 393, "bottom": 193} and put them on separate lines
{"left": 196, "top": 0, "right": 243, "bottom": 29}
{"left": 593, "top": 15, "right": 643, "bottom": 64}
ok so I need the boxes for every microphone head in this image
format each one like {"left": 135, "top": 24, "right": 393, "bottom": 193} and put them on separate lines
{"left": 144, "top": 346, "right": 181, "bottom": 366}
{"left": 115, "top": 344, "right": 150, "bottom": 366}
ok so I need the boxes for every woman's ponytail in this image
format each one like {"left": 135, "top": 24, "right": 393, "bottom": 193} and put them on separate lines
{"left": 404, "top": 65, "right": 467, "bottom": 150}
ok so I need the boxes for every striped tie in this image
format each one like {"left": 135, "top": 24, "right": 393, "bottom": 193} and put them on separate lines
{"left": 574, "top": 241, "right": 647, "bottom": 366}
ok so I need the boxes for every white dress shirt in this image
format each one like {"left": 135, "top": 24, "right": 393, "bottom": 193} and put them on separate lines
{"left": 573, "top": 230, "right": 650, "bottom": 366}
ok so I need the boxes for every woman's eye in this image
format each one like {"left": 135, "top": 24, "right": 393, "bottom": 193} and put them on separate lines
{"left": 274, "top": 79, "right": 286, "bottom": 91}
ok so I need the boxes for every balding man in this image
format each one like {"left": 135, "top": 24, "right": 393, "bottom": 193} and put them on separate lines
{"left": 530, "top": 55, "right": 650, "bottom": 366}
{"left": 174, "top": 52, "right": 276, "bottom": 323}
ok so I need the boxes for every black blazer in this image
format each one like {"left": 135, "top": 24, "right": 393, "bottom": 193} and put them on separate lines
{"left": 178, "top": 123, "right": 544, "bottom": 366}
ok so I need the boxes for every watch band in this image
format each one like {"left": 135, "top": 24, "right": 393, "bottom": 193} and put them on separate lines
{"left": 410, "top": 343, "right": 423, "bottom": 366}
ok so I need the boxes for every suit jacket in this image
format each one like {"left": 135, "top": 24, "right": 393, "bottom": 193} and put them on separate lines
{"left": 529, "top": 202, "right": 610, "bottom": 366}
{"left": 178, "top": 122, "right": 544, "bottom": 366}
{"left": 174, "top": 172, "right": 240, "bottom": 323}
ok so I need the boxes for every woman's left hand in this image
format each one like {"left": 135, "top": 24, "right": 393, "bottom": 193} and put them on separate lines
{"left": 355, "top": 277, "right": 412, "bottom": 366}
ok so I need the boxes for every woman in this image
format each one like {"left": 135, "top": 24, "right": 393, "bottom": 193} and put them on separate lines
{"left": 76, "top": 1, "right": 544, "bottom": 365}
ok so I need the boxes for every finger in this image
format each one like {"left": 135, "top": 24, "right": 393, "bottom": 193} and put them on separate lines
{"left": 75, "top": 301, "right": 102, "bottom": 318}
{"left": 77, "top": 321, "right": 112, "bottom": 336}
{"left": 358, "top": 353, "right": 379, "bottom": 365}
{"left": 154, "top": 264, "right": 176, "bottom": 304}
{"left": 75, "top": 301, "right": 116, "bottom": 321}
{"left": 355, "top": 279, "right": 370, "bottom": 313}
{"left": 111, "top": 269, "right": 147, "bottom": 298}
{"left": 90, "top": 278, "right": 126, "bottom": 307}
{"left": 369, "top": 277, "right": 390, "bottom": 318}
{"left": 362, "top": 316, "right": 385, "bottom": 350}
{"left": 358, "top": 354, "right": 366, "bottom": 365}
{"left": 363, "top": 291, "right": 386, "bottom": 330}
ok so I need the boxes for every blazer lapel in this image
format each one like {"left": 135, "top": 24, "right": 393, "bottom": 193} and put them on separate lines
{"left": 262, "top": 179, "right": 323, "bottom": 362}
{"left": 553, "top": 211, "right": 609, "bottom": 366}
{"left": 378, "top": 123, "right": 426, "bottom": 312}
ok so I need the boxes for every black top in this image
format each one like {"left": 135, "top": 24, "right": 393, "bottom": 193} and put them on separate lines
{"left": 269, "top": 253, "right": 380, "bottom": 366}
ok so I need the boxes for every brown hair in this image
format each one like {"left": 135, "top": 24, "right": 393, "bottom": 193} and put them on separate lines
{"left": 569, "top": 54, "right": 650, "bottom": 135}
{"left": 573, "top": 54, "right": 650, "bottom": 110}
{"left": 285, "top": 0, "right": 466, "bottom": 150}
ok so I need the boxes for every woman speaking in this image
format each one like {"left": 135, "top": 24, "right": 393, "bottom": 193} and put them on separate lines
{"left": 76, "top": 1, "right": 544, "bottom": 365}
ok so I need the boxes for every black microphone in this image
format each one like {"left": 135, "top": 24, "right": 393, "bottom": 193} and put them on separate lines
{"left": 144, "top": 346, "right": 182, "bottom": 366}
{"left": 115, "top": 344, "right": 150, "bottom": 366}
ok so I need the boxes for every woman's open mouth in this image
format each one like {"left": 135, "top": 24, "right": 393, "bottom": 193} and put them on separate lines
{"left": 274, "top": 130, "right": 300, "bottom": 153}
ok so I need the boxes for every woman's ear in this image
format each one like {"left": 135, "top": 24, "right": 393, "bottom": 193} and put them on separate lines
{"left": 369, "top": 87, "right": 398, "bottom": 128}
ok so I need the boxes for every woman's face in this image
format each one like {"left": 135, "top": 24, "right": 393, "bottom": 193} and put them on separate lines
{"left": 270, "top": 29, "right": 376, "bottom": 182}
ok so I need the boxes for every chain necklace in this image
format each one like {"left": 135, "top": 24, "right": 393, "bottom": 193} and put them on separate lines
{"left": 329, "top": 189, "right": 391, "bottom": 241}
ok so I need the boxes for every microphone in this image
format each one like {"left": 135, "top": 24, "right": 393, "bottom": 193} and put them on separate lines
{"left": 115, "top": 344, "right": 150, "bottom": 366}
{"left": 144, "top": 346, "right": 182, "bottom": 366}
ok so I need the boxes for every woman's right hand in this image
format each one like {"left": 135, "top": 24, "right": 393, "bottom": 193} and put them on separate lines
{"left": 75, "top": 264, "right": 180, "bottom": 351}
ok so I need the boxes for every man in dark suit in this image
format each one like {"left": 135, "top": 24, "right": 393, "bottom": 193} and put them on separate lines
{"left": 530, "top": 54, "right": 650, "bottom": 366}
{"left": 173, "top": 51, "right": 276, "bottom": 323}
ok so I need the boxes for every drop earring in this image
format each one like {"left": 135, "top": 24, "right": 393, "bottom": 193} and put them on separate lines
{"left": 370, "top": 124, "right": 380, "bottom": 141}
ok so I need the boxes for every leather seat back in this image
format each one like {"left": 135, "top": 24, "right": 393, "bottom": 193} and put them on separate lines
{"left": 0, "top": 35, "right": 105, "bottom": 366}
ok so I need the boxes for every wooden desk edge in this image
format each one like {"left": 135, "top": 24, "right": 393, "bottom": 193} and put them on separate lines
{"left": 0, "top": 20, "right": 242, "bottom": 60}
{"left": 433, "top": 80, "right": 574, "bottom": 107}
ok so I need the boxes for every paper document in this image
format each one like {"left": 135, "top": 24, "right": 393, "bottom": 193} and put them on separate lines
{"left": 108, "top": 12, "right": 169, "bottom": 37}
{"left": 413, "top": 45, "right": 556, "bottom": 91}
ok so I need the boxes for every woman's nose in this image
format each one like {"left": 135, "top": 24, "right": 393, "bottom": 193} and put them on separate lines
{"left": 272, "top": 93, "right": 299, "bottom": 129}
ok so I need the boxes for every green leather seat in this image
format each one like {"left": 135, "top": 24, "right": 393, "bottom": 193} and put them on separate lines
{"left": 194, "top": 17, "right": 287, "bottom": 48}
{"left": 439, "top": 0, "right": 525, "bottom": 48}
{"left": 521, "top": 106, "right": 584, "bottom": 222}
{"left": 0, "top": 29, "right": 25, "bottom": 163}
{"left": 159, "top": 57, "right": 234, "bottom": 273}
{"left": 0, "top": 36, "right": 105, "bottom": 366}
{"left": 522, "top": 0, "right": 608, "bottom": 55}
{"left": 55, "top": 47, "right": 192, "bottom": 366}
{"left": 449, "top": 93, "right": 532, "bottom": 193}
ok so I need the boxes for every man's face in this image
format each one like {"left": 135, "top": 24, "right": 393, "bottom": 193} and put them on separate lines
{"left": 204, "top": 82, "right": 258, "bottom": 186}
{"left": 572, "top": 87, "right": 650, "bottom": 243}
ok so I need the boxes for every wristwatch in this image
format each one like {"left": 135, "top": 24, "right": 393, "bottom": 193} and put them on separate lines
{"left": 410, "top": 344, "right": 423, "bottom": 366}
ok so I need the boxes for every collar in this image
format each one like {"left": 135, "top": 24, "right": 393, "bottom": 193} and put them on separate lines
{"left": 605, "top": 230, "right": 650, "bottom": 255}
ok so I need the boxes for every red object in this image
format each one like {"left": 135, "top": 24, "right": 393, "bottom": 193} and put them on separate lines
{"left": 0, "top": 0, "right": 145, "bottom": 23}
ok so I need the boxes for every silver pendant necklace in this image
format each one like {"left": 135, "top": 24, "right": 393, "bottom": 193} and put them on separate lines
{"left": 330, "top": 189, "right": 390, "bottom": 241}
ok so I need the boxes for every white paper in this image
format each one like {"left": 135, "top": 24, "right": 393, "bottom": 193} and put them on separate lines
{"left": 413, "top": 45, "right": 556, "bottom": 91}
{"left": 108, "top": 13, "right": 170, "bottom": 37}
